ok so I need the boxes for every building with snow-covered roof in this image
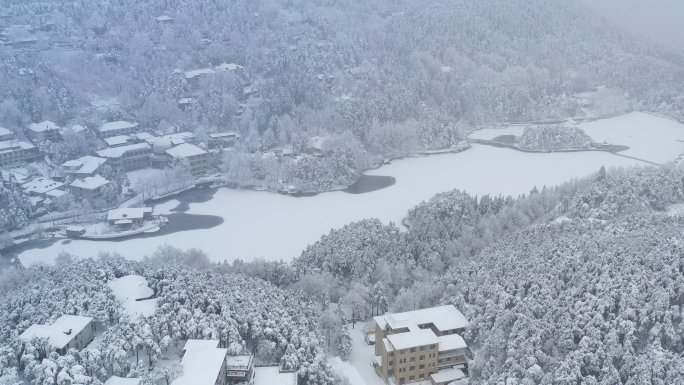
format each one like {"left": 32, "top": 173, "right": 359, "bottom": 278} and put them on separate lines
{"left": 162, "top": 131, "right": 195, "bottom": 146}
{"left": 373, "top": 305, "right": 469, "bottom": 385}
{"left": 107, "top": 207, "right": 153, "bottom": 226}
{"left": 172, "top": 339, "right": 228, "bottom": 385}
{"left": 98, "top": 121, "right": 139, "bottom": 139}
{"left": 226, "top": 354, "right": 253, "bottom": 382}
{"left": 166, "top": 143, "right": 209, "bottom": 176}
{"left": 61, "top": 156, "right": 108, "bottom": 179}
{"left": 19, "top": 315, "right": 95, "bottom": 355}
{"left": 97, "top": 142, "right": 151, "bottom": 172}
{"left": 208, "top": 132, "right": 240, "bottom": 149}
{"left": 155, "top": 15, "right": 173, "bottom": 23}
{"left": 21, "top": 177, "right": 65, "bottom": 198}
{"left": 251, "top": 366, "right": 297, "bottom": 385}
{"left": 26, "top": 121, "right": 61, "bottom": 143}
{"left": 216, "top": 62, "right": 244, "bottom": 74}
{"left": 0, "top": 140, "right": 39, "bottom": 167}
{"left": 178, "top": 97, "right": 194, "bottom": 110}
{"left": 60, "top": 124, "right": 88, "bottom": 138}
{"left": 0, "top": 126, "right": 14, "bottom": 141}
{"left": 70, "top": 174, "right": 110, "bottom": 202}
{"left": 185, "top": 68, "right": 215, "bottom": 89}
{"left": 104, "top": 135, "right": 132, "bottom": 148}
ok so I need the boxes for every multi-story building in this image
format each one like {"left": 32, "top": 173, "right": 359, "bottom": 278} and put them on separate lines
{"left": 373, "top": 305, "right": 469, "bottom": 385}
{"left": 26, "top": 121, "right": 62, "bottom": 143}
{"left": 0, "top": 140, "right": 39, "bottom": 167}
{"left": 172, "top": 339, "right": 228, "bottom": 385}
{"left": 61, "top": 156, "right": 108, "bottom": 179}
{"left": 96, "top": 142, "right": 151, "bottom": 172}
{"left": 98, "top": 121, "right": 139, "bottom": 139}
{"left": 70, "top": 174, "right": 110, "bottom": 202}
{"left": 19, "top": 315, "right": 95, "bottom": 355}
{"left": 0, "top": 126, "right": 14, "bottom": 141}
{"left": 166, "top": 143, "right": 209, "bottom": 176}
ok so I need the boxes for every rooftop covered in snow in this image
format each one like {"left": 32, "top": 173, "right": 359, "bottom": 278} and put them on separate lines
{"left": 104, "top": 135, "right": 132, "bottom": 147}
{"left": 27, "top": 121, "right": 60, "bottom": 132}
{"left": 386, "top": 329, "right": 439, "bottom": 350}
{"left": 99, "top": 121, "right": 138, "bottom": 133}
{"left": 61, "top": 156, "right": 107, "bottom": 175}
{"left": 107, "top": 207, "right": 153, "bottom": 222}
{"left": 21, "top": 178, "right": 64, "bottom": 195}
{"left": 172, "top": 340, "right": 227, "bottom": 385}
{"left": 166, "top": 143, "right": 206, "bottom": 158}
{"left": 104, "top": 377, "right": 141, "bottom": 385}
{"left": 19, "top": 315, "right": 93, "bottom": 349}
{"left": 97, "top": 142, "right": 150, "bottom": 158}
{"left": 185, "top": 68, "right": 215, "bottom": 79}
{"left": 374, "top": 305, "right": 469, "bottom": 333}
{"left": 70, "top": 174, "right": 110, "bottom": 190}
{"left": 252, "top": 366, "right": 297, "bottom": 385}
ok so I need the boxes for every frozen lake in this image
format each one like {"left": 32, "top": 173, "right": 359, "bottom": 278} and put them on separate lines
{"left": 16, "top": 113, "right": 684, "bottom": 266}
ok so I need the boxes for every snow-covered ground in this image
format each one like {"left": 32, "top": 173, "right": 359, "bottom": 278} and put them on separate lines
{"left": 107, "top": 275, "right": 157, "bottom": 320}
{"left": 330, "top": 323, "right": 385, "bottom": 385}
{"left": 578, "top": 112, "right": 684, "bottom": 164}
{"left": 16, "top": 113, "right": 684, "bottom": 266}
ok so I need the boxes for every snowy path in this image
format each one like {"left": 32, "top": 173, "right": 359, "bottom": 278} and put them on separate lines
{"left": 330, "top": 323, "right": 385, "bottom": 385}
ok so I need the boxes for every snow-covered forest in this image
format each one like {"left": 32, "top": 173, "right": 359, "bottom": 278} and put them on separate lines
{"left": 2, "top": 0, "right": 684, "bottom": 383}
{"left": 1, "top": 0, "right": 683, "bottom": 191}
{"left": 517, "top": 125, "right": 596, "bottom": 151}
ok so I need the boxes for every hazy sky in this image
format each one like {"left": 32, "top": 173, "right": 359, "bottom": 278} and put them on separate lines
{"left": 581, "top": 0, "right": 684, "bottom": 51}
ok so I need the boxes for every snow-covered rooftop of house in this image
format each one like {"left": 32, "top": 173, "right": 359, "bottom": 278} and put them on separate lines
{"left": 61, "top": 125, "right": 87, "bottom": 135}
{"left": 21, "top": 178, "right": 64, "bottom": 195}
{"left": 308, "top": 136, "right": 326, "bottom": 151}
{"left": 97, "top": 143, "right": 150, "bottom": 158}
{"left": 0, "top": 140, "right": 34, "bottom": 152}
{"left": 70, "top": 174, "right": 110, "bottom": 190}
{"left": 437, "top": 333, "right": 467, "bottom": 352}
{"left": 178, "top": 98, "right": 193, "bottom": 104}
{"left": 252, "top": 366, "right": 297, "bottom": 385}
{"left": 45, "top": 189, "right": 65, "bottom": 198}
{"left": 28, "top": 121, "right": 60, "bottom": 132}
{"left": 185, "top": 68, "right": 215, "bottom": 79}
{"left": 374, "top": 305, "right": 469, "bottom": 333}
{"left": 226, "top": 354, "right": 252, "bottom": 368}
{"left": 173, "top": 345, "right": 227, "bottom": 385}
{"left": 19, "top": 315, "right": 93, "bottom": 349}
{"left": 183, "top": 339, "right": 219, "bottom": 351}
{"left": 0, "top": 126, "right": 11, "bottom": 136}
{"left": 62, "top": 156, "right": 107, "bottom": 175}
{"left": 155, "top": 15, "right": 173, "bottom": 21}
{"left": 29, "top": 196, "right": 43, "bottom": 206}
{"left": 162, "top": 132, "right": 194, "bottom": 145}
{"left": 99, "top": 121, "right": 138, "bottom": 132}
{"left": 216, "top": 63, "right": 244, "bottom": 72}
{"left": 104, "top": 376, "right": 141, "bottom": 385}
{"left": 431, "top": 368, "right": 466, "bottom": 384}
{"left": 386, "top": 329, "right": 439, "bottom": 350}
{"left": 107, "top": 207, "right": 152, "bottom": 221}
{"left": 108, "top": 275, "right": 157, "bottom": 319}
{"left": 166, "top": 143, "right": 206, "bottom": 158}
{"left": 105, "top": 135, "right": 131, "bottom": 147}
{"left": 209, "top": 132, "right": 239, "bottom": 139}
{"left": 133, "top": 132, "right": 156, "bottom": 141}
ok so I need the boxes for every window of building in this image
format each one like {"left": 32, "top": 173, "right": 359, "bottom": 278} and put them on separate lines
{"left": 399, "top": 378, "right": 405, "bottom": 385}
{"left": 447, "top": 357, "right": 452, "bottom": 362}
{"left": 389, "top": 361, "right": 393, "bottom": 366}
{"left": 419, "top": 364, "right": 425, "bottom": 370}
{"left": 419, "top": 355, "right": 425, "bottom": 361}
{"left": 410, "top": 347, "right": 416, "bottom": 353}
{"left": 410, "top": 357, "right": 415, "bottom": 362}
{"left": 420, "top": 374, "right": 425, "bottom": 379}
{"left": 420, "top": 346, "right": 426, "bottom": 351}
{"left": 430, "top": 344, "right": 436, "bottom": 349}
{"left": 388, "top": 370, "right": 394, "bottom": 376}
{"left": 409, "top": 366, "right": 415, "bottom": 372}
{"left": 400, "top": 349, "right": 406, "bottom": 354}
{"left": 409, "top": 376, "right": 415, "bottom": 381}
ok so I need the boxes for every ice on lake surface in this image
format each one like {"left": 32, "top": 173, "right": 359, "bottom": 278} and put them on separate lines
{"left": 17, "top": 113, "right": 684, "bottom": 266}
